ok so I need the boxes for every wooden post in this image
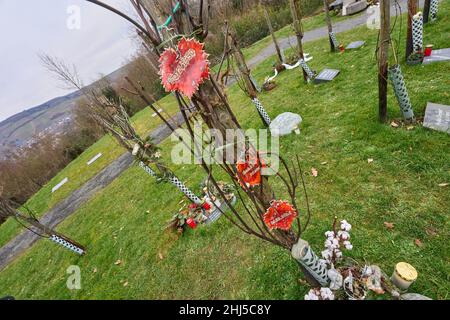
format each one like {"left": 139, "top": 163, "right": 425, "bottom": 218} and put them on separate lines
{"left": 288, "top": 0, "right": 308, "bottom": 82}
{"left": 423, "top": 0, "right": 431, "bottom": 23}
{"left": 323, "top": 0, "right": 336, "bottom": 52}
{"left": 406, "top": 0, "right": 418, "bottom": 60}
{"left": 262, "top": 6, "right": 284, "bottom": 64}
{"left": 378, "top": 0, "right": 390, "bottom": 123}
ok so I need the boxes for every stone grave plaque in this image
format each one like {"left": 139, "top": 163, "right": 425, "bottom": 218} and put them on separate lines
{"left": 52, "top": 177, "right": 68, "bottom": 193}
{"left": 314, "top": 69, "right": 340, "bottom": 84}
{"left": 87, "top": 152, "right": 102, "bottom": 165}
{"left": 423, "top": 48, "right": 450, "bottom": 65}
{"left": 346, "top": 41, "right": 366, "bottom": 49}
{"left": 423, "top": 102, "right": 450, "bottom": 133}
{"left": 270, "top": 112, "right": 302, "bottom": 137}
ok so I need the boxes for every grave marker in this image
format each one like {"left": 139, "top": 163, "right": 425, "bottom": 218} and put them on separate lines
{"left": 423, "top": 102, "right": 450, "bottom": 133}
{"left": 52, "top": 177, "right": 68, "bottom": 193}
{"left": 314, "top": 69, "right": 340, "bottom": 83}
{"left": 346, "top": 41, "right": 366, "bottom": 49}
{"left": 423, "top": 48, "right": 450, "bottom": 64}
{"left": 87, "top": 153, "right": 102, "bottom": 165}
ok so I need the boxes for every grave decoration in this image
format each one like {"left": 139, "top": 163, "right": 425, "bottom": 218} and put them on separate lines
{"left": 159, "top": 37, "right": 209, "bottom": 98}
{"left": 314, "top": 69, "right": 341, "bottom": 84}
{"left": 303, "top": 218, "right": 431, "bottom": 300}
{"left": 89, "top": 0, "right": 432, "bottom": 297}
{"left": 406, "top": 11, "right": 424, "bottom": 65}
{"left": 262, "top": 54, "right": 313, "bottom": 87}
{"left": 219, "top": 23, "right": 272, "bottom": 126}
{"left": 423, "top": 48, "right": 450, "bottom": 64}
{"left": 388, "top": 64, "right": 415, "bottom": 122}
{"left": 423, "top": 102, "right": 450, "bottom": 133}
{"left": 166, "top": 181, "right": 236, "bottom": 234}
{"left": 269, "top": 112, "right": 302, "bottom": 137}
{"left": 0, "top": 197, "right": 86, "bottom": 255}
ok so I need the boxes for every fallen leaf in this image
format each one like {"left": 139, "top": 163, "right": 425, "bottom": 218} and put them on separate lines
{"left": 114, "top": 259, "right": 122, "bottom": 265}
{"left": 384, "top": 222, "right": 394, "bottom": 230}
{"left": 93, "top": 268, "right": 97, "bottom": 273}
{"left": 321, "top": 161, "right": 328, "bottom": 165}
{"left": 390, "top": 121, "right": 399, "bottom": 128}
{"left": 438, "top": 183, "right": 449, "bottom": 187}
{"left": 425, "top": 227, "right": 438, "bottom": 237}
{"left": 367, "top": 158, "right": 374, "bottom": 164}
{"left": 123, "top": 281, "right": 129, "bottom": 287}
{"left": 414, "top": 239, "right": 423, "bottom": 248}
{"left": 406, "top": 125, "right": 414, "bottom": 130}
{"left": 311, "top": 168, "right": 318, "bottom": 177}
{"left": 158, "top": 253, "right": 164, "bottom": 260}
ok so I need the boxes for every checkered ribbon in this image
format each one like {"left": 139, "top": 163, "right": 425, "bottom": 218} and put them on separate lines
{"left": 49, "top": 235, "right": 85, "bottom": 255}
{"left": 329, "top": 31, "right": 339, "bottom": 49}
{"left": 412, "top": 14, "right": 423, "bottom": 53}
{"left": 251, "top": 98, "right": 271, "bottom": 126}
{"left": 388, "top": 64, "right": 415, "bottom": 121}
{"left": 430, "top": 0, "right": 439, "bottom": 21}
{"left": 139, "top": 161, "right": 202, "bottom": 204}
{"left": 299, "top": 59, "right": 315, "bottom": 81}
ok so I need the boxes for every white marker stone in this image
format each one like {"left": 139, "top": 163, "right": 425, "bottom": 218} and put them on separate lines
{"left": 87, "top": 153, "right": 102, "bottom": 165}
{"left": 270, "top": 112, "right": 303, "bottom": 137}
{"left": 52, "top": 177, "right": 68, "bottom": 193}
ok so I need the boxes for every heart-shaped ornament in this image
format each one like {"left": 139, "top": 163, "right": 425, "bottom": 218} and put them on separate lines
{"left": 159, "top": 38, "right": 210, "bottom": 98}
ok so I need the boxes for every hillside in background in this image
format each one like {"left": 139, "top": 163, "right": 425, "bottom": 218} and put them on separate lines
{"left": 0, "top": 64, "right": 129, "bottom": 158}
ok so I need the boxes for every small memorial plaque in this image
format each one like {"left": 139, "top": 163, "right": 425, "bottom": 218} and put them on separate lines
{"left": 346, "top": 41, "right": 366, "bottom": 49}
{"left": 423, "top": 48, "right": 450, "bottom": 65}
{"left": 52, "top": 177, "right": 68, "bottom": 193}
{"left": 87, "top": 153, "right": 102, "bottom": 165}
{"left": 423, "top": 102, "right": 450, "bottom": 134}
{"left": 314, "top": 69, "right": 340, "bottom": 83}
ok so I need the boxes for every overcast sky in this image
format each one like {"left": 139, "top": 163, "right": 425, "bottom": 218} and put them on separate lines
{"left": 0, "top": 0, "right": 139, "bottom": 121}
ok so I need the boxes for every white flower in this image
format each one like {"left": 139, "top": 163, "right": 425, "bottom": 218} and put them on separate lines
{"left": 324, "top": 239, "right": 333, "bottom": 248}
{"left": 305, "top": 289, "right": 320, "bottom": 300}
{"left": 338, "top": 230, "right": 350, "bottom": 240}
{"left": 335, "top": 249, "right": 343, "bottom": 259}
{"left": 362, "top": 265, "right": 373, "bottom": 276}
{"left": 340, "top": 220, "right": 352, "bottom": 231}
{"left": 325, "top": 231, "right": 335, "bottom": 239}
{"left": 321, "top": 249, "right": 332, "bottom": 260}
{"left": 343, "top": 240, "right": 353, "bottom": 250}
{"left": 320, "top": 287, "right": 335, "bottom": 300}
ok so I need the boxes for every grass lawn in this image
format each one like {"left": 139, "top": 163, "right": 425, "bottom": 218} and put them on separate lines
{"left": 0, "top": 3, "right": 449, "bottom": 299}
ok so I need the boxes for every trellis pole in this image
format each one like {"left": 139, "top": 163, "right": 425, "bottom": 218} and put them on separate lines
{"left": 323, "top": 0, "right": 338, "bottom": 52}
{"left": 406, "top": 0, "right": 419, "bottom": 60}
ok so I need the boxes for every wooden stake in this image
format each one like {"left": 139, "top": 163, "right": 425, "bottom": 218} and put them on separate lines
{"left": 323, "top": 0, "right": 336, "bottom": 52}
{"left": 406, "top": 0, "right": 418, "bottom": 60}
{"left": 378, "top": 0, "right": 390, "bottom": 123}
{"left": 262, "top": 6, "right": 284, "bottom": 64}
{"left": 288, "top": 0, "right": 308, "bottom": 82}
{"left": 423, "top": 0, "right": 431, "bottom": 23}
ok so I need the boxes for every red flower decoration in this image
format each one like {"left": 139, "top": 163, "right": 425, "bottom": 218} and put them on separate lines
{"left": 159, "top": 38, "right": 210, "bottom": 98}
{"left": 263, "top": 200, "right": 298, "bottom": 230}
{"left": 202, "top": 202, "right": 211, "bottom": 211}
{"left": 236, "top": 149, "right": 266, "bottom": 188}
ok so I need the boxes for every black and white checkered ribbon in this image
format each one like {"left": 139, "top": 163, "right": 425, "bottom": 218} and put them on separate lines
{"left": 251, "top": 98, "right": 271, "bottom": 126}
{"left": 139, "top": 161, "right": 202, "bottom": 204}
{"left": 299, "top": 59, "right": 315, "bottom": 81}
{"left": 412, "top": 13, "right": 423, "bottom": 53}
{"left": 430, "top": 0, "right": 439, "bottom": 21}
{"left": 49, "top": 234, "right": 85, "bottom": 255}
{"left": 329, "top": 31, "right": 339, "bottom": 49}
{"left": 388, "top": 64, "right": 415, "bottom": 121}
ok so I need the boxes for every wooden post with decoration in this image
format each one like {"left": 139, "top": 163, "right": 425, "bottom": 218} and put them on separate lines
{"left": 406, "top": 0, "right": 418, "bottom": 60}
{"left": 288, "top": 0, "right": 308, "bottom": 82}
{"left": 323, "top": 0, "right": 337, "bottom": 52}
{"left": 378, "top": 0, "right": 390, "bottom": 123}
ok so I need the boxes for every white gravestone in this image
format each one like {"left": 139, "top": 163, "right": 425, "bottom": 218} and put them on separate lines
{"left": 423, "top": 48, "right": 450, "bottom": 65}
{"left": 270, "top": 112, "right": 302, "bottom": 137}
{"left": 52, "top": 177, "right": 68, "bottom": 193}
{"left": 423, "top": 102, "right": 450, "bottom": 134}
{"left": 87, "top": 153, "right": 102, "bottom": 165}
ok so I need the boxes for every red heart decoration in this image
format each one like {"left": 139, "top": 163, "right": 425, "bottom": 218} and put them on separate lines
{"left": 263, "top": 200, "right": 298, "bottom": 230}
{"left": 159, "top": 38, "right": 210, "bottom": 98}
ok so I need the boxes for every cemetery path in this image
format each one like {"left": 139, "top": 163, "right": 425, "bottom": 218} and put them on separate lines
{"left": 0, "top": 0, "right": 422, "bottom": 271}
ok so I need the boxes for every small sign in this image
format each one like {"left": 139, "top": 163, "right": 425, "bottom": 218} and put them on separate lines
{"left": 423, "top": 102, "right": 450, "bottom": 133}
{"left": 314, "top": 69, "right": 340, "bottom": 83}
{"left": 423, "top": 48, "right": 450, "bottom": 64}
{"left": 87, "top": 153, "right": 102, "bottom": 165}
{"left": 52, "top": 177, "right": 68, "bottom": 193}
{"left": 346, "top": 41, "right": 365, "bottom": 49}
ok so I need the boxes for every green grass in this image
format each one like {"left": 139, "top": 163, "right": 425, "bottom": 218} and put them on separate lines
{"left": 0, "top": 3, "right": 449, "bottom": 299}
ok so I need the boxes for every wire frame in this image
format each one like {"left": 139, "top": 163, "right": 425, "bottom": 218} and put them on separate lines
{"left": 430, "top": 0, "right": 439, "bottom": 21}
{"left": 329, "top": 31, "right": 339, "bottom": 49}
{"left": 412, "top": 13, "right": 423, "bottom": 53}
{"left": 388, "top": 64, "right": 415, "bottom": 121}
